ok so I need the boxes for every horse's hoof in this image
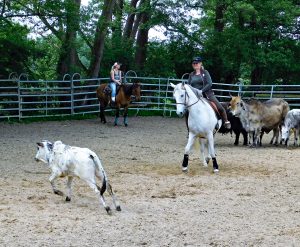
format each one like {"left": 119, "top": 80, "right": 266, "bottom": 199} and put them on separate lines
{"left": 182, "top": 167, "right": 188, "bottom": 173}
{"left": 205, "top": 157, "right": 211, "bottom": 164}
{"left": 213, "top": 169, "right": 219, "bottom": 173}
{"left": 65, "top": 196, "right": 71, "bottom": 202}
{"left": 114, "top": 123, "right": 118, "bottom": 127}
{"left": 105, "top": 206, "right": 112, "bottom": 215}
{"left": 124, "top": 124, "right": 128, "bottom": 127}
{"left": 116, "top": 205, "right": 121, "bottom": 211}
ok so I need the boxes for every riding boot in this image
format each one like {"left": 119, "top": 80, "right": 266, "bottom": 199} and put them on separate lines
{"left": 110, "top": 97, "right": 116, "bottom": 107}
{"left": 221, "top": 111, "right": 231, "bottom": 129}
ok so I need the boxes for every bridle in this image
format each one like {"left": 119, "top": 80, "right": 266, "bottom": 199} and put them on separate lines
{"left": 174, "top": 85, "right": 200, "bottom": 108}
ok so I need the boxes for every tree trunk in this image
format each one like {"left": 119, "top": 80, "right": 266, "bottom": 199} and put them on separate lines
{"left": 88, "top": 0, "right": 115, "bottom": 78}
{"left": 251, "top": 66, "right": 263, "bottom": 85}
{"left": 56, "top": 0, "right": 81, "bottom": 78}
{"left": 130, "top": 0, "right": 145, "bottom": 39}
{"left": 214, "top": 0, "right": 226, "bottom": 32}
{"left": 123, "top": 0, "right": 140, "bottom": 39}
{"left": 134, "top": 14, "right": 150, "bottom": 70}
{"left": 112, "top": 0, "right": 124, "bottom": 39}
{"left": 211, "top": 0, "right": 227, "bottom": 83}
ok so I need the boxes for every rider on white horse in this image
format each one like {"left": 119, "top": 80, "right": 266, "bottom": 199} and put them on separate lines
{"left": 186, "top": 56, "right": 231, "bottom": 130}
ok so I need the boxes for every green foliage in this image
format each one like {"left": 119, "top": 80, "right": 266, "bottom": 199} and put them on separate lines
{"left": 0, "top": 20, "right": 36, "bottom": 78}
{"left": 27, "top": 36, "right": 60, "bottom": 80}
{"left": 1, "top": 0, "right": 299, "bottom": 85}
{"left": 142, "top": 41, "right": 175, "bottom": 77}
{"left": 200, "top": 0, "right": 300, "bottom": 84}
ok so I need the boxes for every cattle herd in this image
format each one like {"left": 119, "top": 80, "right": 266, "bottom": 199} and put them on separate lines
{"left": 221, "top": 96, "right": 300, "bottom": 147}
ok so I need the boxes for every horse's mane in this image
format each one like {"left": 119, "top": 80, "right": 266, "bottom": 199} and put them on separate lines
{"left": 122, "top": 83, "right": 137, "bottom": 96}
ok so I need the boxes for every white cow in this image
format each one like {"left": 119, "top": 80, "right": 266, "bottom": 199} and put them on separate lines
{"left": 35, "top": 140, "right": 121, "bottom": 214}
{"left": 281, "top": 109, "right": 300, "bottom": 146}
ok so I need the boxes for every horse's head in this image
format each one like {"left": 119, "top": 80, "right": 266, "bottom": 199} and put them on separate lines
{"left": 170, "top": 82, "right": 187, "bottom": 117}
{"left": 131, "top": 82, "right": 141, "bottom": 101}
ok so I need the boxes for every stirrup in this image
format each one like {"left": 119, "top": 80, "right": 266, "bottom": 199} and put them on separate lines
{"left": 224, "top": 121, "right": 231, "bottom": 129}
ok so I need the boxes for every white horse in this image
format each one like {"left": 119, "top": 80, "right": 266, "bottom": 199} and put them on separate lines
{"left": 170, "top": 82, "right": 222, "bottom": 173}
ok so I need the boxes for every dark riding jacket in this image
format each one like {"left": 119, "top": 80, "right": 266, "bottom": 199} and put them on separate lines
{"left": 187, "top": 68, "right": 227, "bottom": 118}
{"left": 187, "top": 69, "right": 214, "bottom": 99}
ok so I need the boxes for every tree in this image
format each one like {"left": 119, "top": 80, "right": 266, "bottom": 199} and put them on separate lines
{"left": 0, "top": 20, "right": 36, "bottom": 78}
{"left": 88, "top": 0, "right": 116, "bottom": 78}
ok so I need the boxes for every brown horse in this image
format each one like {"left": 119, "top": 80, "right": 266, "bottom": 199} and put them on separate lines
{"left": 96, "top": 83, "right": 141, "bottom": 126}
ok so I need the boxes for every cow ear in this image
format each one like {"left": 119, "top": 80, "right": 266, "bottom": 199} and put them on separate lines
{"left": 170, "top": 83, "right": 176, "bottom": 88}
{"left": 48, "top": 143, "right": 53, "bottom": 150}
{"left": 37, "top": 142, "right": 44, "bottom": 147}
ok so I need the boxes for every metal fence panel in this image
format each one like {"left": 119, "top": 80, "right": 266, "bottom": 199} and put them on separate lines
{"left": 0, "top": 76, "right": 300, "bottom": 120}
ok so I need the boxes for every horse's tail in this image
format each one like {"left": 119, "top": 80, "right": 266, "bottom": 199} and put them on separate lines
{"left": 89, "top": 154, "right": 108, "bottom": 196}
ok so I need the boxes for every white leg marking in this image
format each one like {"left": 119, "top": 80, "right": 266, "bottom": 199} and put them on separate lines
{"left": 200, "top": 138, "right": 208, "bottom": 167}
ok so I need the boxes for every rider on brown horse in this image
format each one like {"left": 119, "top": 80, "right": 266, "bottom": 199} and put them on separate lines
{"left": 110, "top": 62, "right": 122, "bottom": 106}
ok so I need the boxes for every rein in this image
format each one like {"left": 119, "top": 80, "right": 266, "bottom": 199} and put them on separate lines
{"left": 175, "top": 87, "right": 200, "bottom": 108}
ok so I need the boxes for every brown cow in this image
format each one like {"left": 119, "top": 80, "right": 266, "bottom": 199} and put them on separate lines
{"left": 229, "top": 96, "right": 289, "bottom": 147}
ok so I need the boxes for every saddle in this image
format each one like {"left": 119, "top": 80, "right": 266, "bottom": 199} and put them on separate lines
{"left": 206, "top": 99, "right": 221, "bottom": 120}
{"left": 103, "top": 85, "right": 112, "bottom": 96}
{"left": 103, "top": 84, "right": 122, "bottom": 96}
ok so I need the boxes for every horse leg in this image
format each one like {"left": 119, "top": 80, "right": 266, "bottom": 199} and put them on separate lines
{"left": 114, "top": 107, "right": 120, "bottom": 126}
{"left": 123, "top": 106, "right": 128, "bottom": 127}
{"left": 100, "top": 105, "right": 107, "bottom": 124}
{"left": 207, "top": 132, "right": 219, "bottom": 173}
{"left": 182, "top": 133, "right": 196, "bottom": 172}
{"left": 199, "top": 138, "right": 209, "bottom": 167}
{"left": 65, "top": 176, "right": 73, "bottom": 202}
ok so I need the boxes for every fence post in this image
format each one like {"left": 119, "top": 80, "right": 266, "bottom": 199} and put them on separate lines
{"left": 70, "top": 78, "right": 74, "bottom": 115}
{"left": 238, "top": 81, "right": 243, "bottom": 96}
{"left": 270, "top": 85, "right": 274, "bottom": 99}
{"left": 163, "top": 78, "right": 170, "bottom": 117}
{"left": 17, "top": 79, "right": 21, "bottom": 121}
{"left": 45, "top": 80, "right": 48, "bottom": 116}
{"left": 158, "top": 78, "right": 161, "bottom": 109}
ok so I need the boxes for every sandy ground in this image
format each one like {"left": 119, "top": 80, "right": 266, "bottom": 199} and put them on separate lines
{"left": 0, "top": 116, "right": 300, "bottom": 247}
